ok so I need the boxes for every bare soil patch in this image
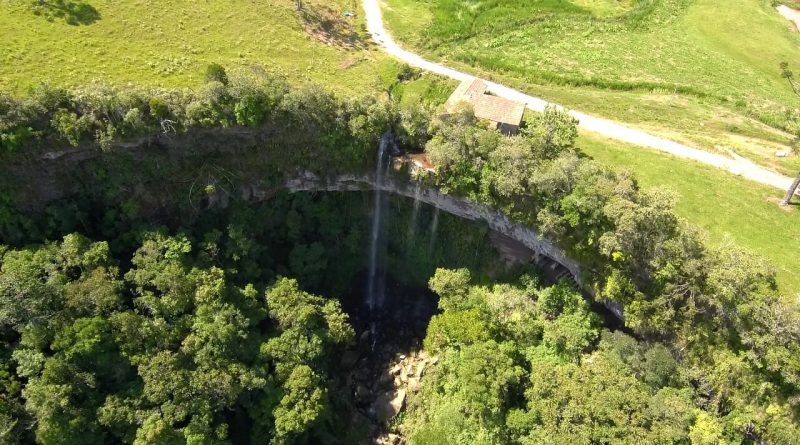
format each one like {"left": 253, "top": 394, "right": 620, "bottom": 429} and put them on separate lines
{"left": 777, "top": 5, "right": 800, "bottom": 31}
{"left": 768, "top": 195, "right": 800, "bottom": 210}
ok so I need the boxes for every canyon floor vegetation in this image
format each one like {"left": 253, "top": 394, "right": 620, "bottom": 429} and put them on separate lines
{"left": 0, "top": 72, "right": 799, "bottom": 443}
{"left": 3, "top": 0, "right": 800, "bottom": 443}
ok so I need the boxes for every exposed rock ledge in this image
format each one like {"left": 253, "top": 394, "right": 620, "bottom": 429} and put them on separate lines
{"left": 281, "top": 172, "right": 581, "bottom": 279}
{"left": 269, "top": 171, "right": 623, "bottom": 321}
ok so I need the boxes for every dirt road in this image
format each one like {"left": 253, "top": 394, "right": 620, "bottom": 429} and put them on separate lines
{"left": 363, "top": 0, "right": 796, "bottom": 192}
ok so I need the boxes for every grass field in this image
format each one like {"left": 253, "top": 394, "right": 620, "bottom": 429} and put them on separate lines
{"left": 382, "top": 0, "right": 800, "bottom": 292}
{"left": 382, "top": 0, "right": 800, "bottom": 176}
{"left": 0, "top": 0, "right": 400, "bottom": 96}
{"left": 578, "top": 131, "right": 800, "bottom": 294}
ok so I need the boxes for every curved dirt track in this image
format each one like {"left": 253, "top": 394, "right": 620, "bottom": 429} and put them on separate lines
{"left": 362, "top": 0, "right": 796, "bottom": 192}
{"left": 778, "top": 5, "right": 800, "bottom": 30}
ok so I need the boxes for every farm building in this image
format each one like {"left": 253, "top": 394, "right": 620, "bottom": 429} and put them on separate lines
{"left": 444, "top": 78, "right": 526, "bottom": 135}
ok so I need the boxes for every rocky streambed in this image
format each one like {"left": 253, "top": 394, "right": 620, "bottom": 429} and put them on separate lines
{"left": 336, "top": 276, "right": 439, "bottom": 444}
{"left": 343, "top": 331, "right": 435, "bottom": 444}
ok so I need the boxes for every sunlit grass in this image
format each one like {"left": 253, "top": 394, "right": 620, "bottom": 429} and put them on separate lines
{"left": 0, "top": 0, "right": 397, "bottom": 96}
{"left": 383, "top": 0, "right": 800, "bottom": 174}
{"left": 578, "top": 131, "right": 800, "bottom": 294}
{"left": 382, "top": 0, "right": 800, "bottom": 292}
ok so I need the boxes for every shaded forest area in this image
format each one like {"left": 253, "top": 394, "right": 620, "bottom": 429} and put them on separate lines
{"left": 1, "top": 71, "right": 799, "bottom": 443}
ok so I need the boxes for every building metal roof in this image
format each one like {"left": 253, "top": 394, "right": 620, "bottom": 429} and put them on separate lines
{"left": 444, "top": 78, "right": 525, "bottom": 126}
{"left": 472, "top": 95, "right": 526, "bottom": 127}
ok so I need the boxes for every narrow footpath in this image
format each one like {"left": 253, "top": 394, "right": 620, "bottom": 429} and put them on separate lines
{"left": 362, "top": 0, "right": 796, "bottom": 192}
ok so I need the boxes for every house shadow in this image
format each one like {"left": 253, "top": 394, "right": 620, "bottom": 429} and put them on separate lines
{"left": 34, "top": 0, "right": 100, "bottom": 26}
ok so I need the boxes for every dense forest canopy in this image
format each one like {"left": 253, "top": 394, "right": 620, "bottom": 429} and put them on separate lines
{"left": 0, "top": 70, "right": 799, "bottom": 443}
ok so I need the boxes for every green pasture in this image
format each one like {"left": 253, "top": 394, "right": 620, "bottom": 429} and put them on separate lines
{"left": 382, "top": 0, "right": 800, "bottom": 175}
{"left": 0, "top": 0, "right": 396, "bottom": 96}
{"left": 578, "top": 131, "right": 800, "bottom": 294}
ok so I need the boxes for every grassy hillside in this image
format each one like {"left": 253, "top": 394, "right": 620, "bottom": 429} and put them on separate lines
{"left": 0, "top": 0, "right": 398, "bottom": 96}
{"left": 383, "top": 0, "right": 800, "bottom": 175}
{"left": 578, "top": 131, "right": 800, "bottom": 293}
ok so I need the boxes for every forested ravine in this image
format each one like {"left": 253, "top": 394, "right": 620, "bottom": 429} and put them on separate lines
{"left": 0, "top": 183, "right": 518, "bottom": 444}
{"left": 3, "top": 77, "right": 800, "bottom": 443}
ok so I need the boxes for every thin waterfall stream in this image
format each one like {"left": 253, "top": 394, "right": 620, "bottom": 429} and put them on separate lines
{"left": 428, "top": 207, "right": 440, "bottom": 257}
{"left": 407, "top": 182, "right": 422, "bottom": 241}
{"left": 366, "top": 131, "right": 392, "bottom": 347}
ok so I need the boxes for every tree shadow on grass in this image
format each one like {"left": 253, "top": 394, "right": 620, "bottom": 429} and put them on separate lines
{"left": 298, "top": 5, "right": 370, "bottom": 50}
{"left": 31, "top": 0, "right": 100, "bottom": 26}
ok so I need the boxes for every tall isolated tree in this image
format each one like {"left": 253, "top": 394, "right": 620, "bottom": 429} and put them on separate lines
{"left": 779, "top": 62, "right": 800, "bottom": 206}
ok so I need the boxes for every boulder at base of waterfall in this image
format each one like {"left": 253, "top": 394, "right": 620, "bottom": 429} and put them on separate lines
{"left": 372, "top": 389, "right": 407, "bottom": 422}
{"left": 355, "top": 384, "right": 371, "bottom": 402}
{"left": 415, "top": 360, "right": 427, "bottom": 378}
{"left": 408, "top": 376, "right": 421, "bottom": 392}
{"left": 379, "top": 370, "right": 394, "bottom": 387}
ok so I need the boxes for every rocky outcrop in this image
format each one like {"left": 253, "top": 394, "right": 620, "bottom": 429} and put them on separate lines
{"left": 343, "top": 325, "right": 434, "bottom": 445}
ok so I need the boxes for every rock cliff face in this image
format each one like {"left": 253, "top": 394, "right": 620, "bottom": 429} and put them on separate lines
{"left": 11, "top": 136, "right": 624, "bottom": 320}
{"left": 281, "top": 173, "right": 581, "bottom": 280}
{"left": 25, "top": 140, "right": 579, "bottom": 281}
{"left": 275, "top": 171, "right": 625, "bottom": 322}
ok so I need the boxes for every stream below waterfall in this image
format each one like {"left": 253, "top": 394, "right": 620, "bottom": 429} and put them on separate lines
{"left": 336, "top": 272, "right": 439, "bottom": 444}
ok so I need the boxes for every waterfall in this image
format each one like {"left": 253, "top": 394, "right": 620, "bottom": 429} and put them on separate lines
{"left": 367, "top": 132, "right": 391, "bottom": 316}
{"left": 428, "top": 207, "right": 440, "bottom": 257}
{"left": 407, "top": 182, "right": 422, "bottom": 241}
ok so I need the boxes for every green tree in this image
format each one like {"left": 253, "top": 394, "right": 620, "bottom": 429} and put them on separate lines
{"left": 519, "top": 349, "right": 652, "bottom": 444}
{"left": 205, "top": 63, "right": 229, "bottom": 85}
{"left": 272, "top": 365, "right": 326, "bottom": 445}
{"left": 22, "top": 317, "right": 124, "bottom": 445}
{"left": 522, "top": 105, "right": 578, "bottom": 160}
{"left": 689, "top": 411, "right": 728, "bottom": 445}
{"left": 407, "top": 341, "right": 522, "bottom": 445}
{"left": 261, "top": 278, "right": 353, "bottom": 378}
{"left": 428, "top": 267, "right": 472, "bottom": 311}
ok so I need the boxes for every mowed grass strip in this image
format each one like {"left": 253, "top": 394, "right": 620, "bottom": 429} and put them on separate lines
{"left": 578, "top": 131, "right": 800, "bottom": 294}
{"left": 0, "top": 0, "right": 396, "bottom": 96}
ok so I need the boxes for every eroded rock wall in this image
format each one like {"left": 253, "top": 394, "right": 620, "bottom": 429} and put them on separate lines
{"left": 278, "top": 171, "right": 625, "bottom": 322}
{"left": 281, "top": 173, "right": 581, "bottom": 281}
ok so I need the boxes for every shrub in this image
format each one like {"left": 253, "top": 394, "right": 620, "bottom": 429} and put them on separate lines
{"left": 0, "top": 127, "right": 35, "bottom": 152}
{"left": 148, "top": 97, "right": 168, "bottom": 119}
{"left": 121, "top": 108, "right": 146, "bottom": 135}
{"left": 51, "top": 108, "right": 82, "bottom": 147}
{"left": 396, "top": 63, "right": 421, "bottom": 82}
{"left": 204, "top": 63, "right": 229, "bottom": 85}
{"left": 233, "top": 95, "right": 268, "bottom": 127}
